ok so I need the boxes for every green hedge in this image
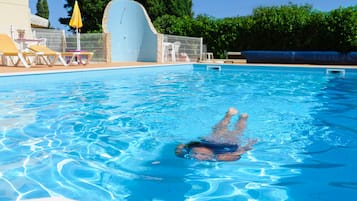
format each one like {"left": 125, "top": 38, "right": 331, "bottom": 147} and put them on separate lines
{"left": 153, "top": 4, "right": 357, "bottom": 58}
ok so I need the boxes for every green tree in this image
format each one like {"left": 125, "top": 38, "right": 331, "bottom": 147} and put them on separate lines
{"left": 58, "top": 1, "right": 356, "bottom": 53}
{"left": 60, "top": 0, "right": 192, "bottom": 33}
{"left": 168, "top": 0, "right": 193, "bottom": 18}
{"left": 136, "top": 0, "right": 167, "bottom": 20}
{"left": 135, "top": 0, "right": 192, "bottom": 21}
{"left": 303, "top": 12, "right": 328, "bottom": 50}
{"left": 325, "top": 6, "right": 357, "bottom": 52}
{"left": 36, "top": 0, "right": 49, "bottom": 19}
{"left": 59, "top": 0, "right": 111, "bottom": 33}
{"left": 154, "top": 15, "right": 195, "bottom": 35}
{"left": 248, "top": 3, "right": 313, "bottom": 50}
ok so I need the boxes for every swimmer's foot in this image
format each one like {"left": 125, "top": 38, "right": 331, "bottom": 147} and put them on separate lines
{"left": 227, "top": 107, "right": 238, "bottom": 116}
{"left": 212, "top": 107, "right": 238, "bottom": 135}
{"left": 242, "top": 113, "right": 248, "bottom": 117}
{"left": 240, "top": 113, "right": 248, "bottom": 120}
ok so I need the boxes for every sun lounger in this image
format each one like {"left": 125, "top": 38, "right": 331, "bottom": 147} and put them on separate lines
{"left": 28, "top": 45, "right": 68, "bottom": 66}
{"left": 61, "top": 51, "right": 93, "bottom": 65}
{"left": 29, "top": 45, "right": 93, "bottom": 66}
{"left": 0, "top": 34, "right": 35, "bottom": 68}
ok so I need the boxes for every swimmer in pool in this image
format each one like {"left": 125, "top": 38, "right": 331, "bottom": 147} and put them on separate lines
{"left": 175, "top": 107, "right": 257, "bottom": 161}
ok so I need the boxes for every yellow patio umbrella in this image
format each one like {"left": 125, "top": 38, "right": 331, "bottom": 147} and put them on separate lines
{"left": 69, "top": 0, "right": 83, "bottom": 50}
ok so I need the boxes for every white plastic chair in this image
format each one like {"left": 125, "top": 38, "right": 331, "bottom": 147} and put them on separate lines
{"left": 171, "top": 41, "right": 181, "bottom": 62}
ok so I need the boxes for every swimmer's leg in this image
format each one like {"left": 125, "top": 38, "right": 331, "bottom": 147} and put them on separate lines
{"left": 232, "top": 113, "right": 248, "bottom": 135}
{"left": 211, "top": 107, "right": 238, "bottom": 136}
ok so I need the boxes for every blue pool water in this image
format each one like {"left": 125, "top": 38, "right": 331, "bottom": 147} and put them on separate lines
{"left": 0, "top": 64, "right": 356, "bottom": 201}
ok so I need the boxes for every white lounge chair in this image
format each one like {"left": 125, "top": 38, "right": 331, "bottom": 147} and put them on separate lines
{"left": 28, "top": 45, "right": 68, "bottom": 66}
{"left": 0, "top": 34, "right": 35, "bottom": 68}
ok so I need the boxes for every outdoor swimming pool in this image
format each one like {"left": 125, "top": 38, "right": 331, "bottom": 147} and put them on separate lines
{"left": 0, "top": 64, "right": 356, "bottom": 201}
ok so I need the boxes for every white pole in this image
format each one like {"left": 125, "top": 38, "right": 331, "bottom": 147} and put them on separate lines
{"left": 76, "top": 28, "right": 81, "bottom": 51}
{"left": 200, "top": 37, "right": 203, "bottom": 61}
{"left": 10, "top": 25, "right": 14, "bottom": 39}
{"left": 162, "top": 34, "right": 165, "bottom": 62}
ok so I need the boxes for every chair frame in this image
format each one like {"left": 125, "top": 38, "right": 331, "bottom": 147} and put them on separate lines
{"left": 28, "top": 45, "right": 68, "bottom": 67}
{"left": 0, "top": 34, "right": 35, "bottom": 68}
{"left": 61, "top": 51, "right": 94, "bottom": 65}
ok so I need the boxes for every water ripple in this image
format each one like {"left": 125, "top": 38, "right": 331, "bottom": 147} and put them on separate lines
{"left": 329, "top": 182, "right": 357, "bottom": 190}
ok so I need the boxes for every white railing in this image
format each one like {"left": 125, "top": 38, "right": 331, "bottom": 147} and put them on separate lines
{"left": 32, "top": 28, "right": 108, "bottom": 62}
{"left": 162, "top": 34, "right": 203, "bottom": 62}
{"left": 32, "top": 29, "right": 204, "bottom": 63}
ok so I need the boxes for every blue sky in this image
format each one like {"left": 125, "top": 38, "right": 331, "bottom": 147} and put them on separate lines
{"left": 29, "top": 0, "right": 357, "bottom": 31}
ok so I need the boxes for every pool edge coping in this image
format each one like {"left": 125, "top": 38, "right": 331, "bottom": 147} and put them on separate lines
{"left": 1, "top": 62, "right": 356, "bottom": 77}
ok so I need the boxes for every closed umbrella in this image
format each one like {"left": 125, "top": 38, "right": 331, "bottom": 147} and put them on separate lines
{"left": 69, "top": 0, "right": 83, "bottom": 51}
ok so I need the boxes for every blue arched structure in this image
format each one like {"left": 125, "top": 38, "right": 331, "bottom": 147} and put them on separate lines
{"left": 103, "top": 0, "right": 158, "bottom": 62}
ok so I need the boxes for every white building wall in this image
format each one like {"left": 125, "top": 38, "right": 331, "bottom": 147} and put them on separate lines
{"left": 0, "top": 0, "right": 33, "bottom": 39}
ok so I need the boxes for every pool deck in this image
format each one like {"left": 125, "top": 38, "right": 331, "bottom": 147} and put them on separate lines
{"left": 0, "top": 62, "right": 158, "bottom": 74}
{"left": 0, "top": 60, "right": 356, "bottom": 75}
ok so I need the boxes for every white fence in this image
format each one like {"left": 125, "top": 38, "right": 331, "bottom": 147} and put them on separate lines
{"left": 32, "top": 29, "right": 65, "bottom": 52}
{"left": 162, "top": 34, "right": 203, "bottom": 62}
{"left": 33, "top": 28, "right": 108, "bottom": 62}
{"left": 32, "top": 29, "right": 204, "bottom": 63}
